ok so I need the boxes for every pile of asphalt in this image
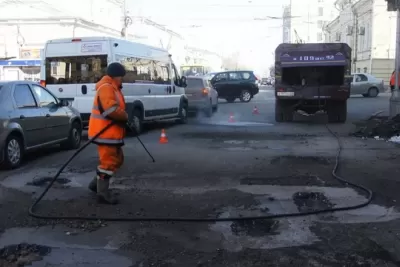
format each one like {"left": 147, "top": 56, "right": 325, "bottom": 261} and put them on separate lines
{"left": 351, "top": 114, "right": 400, "bottom": 139}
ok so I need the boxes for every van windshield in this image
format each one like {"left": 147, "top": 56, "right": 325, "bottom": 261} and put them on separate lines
{"left": 45, "top": 55, "right": 108, "bottom": 84}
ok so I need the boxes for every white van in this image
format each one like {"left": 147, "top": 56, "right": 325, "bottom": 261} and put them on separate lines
{"left": 40, "top": 37, "right": 188, "bottom": 134}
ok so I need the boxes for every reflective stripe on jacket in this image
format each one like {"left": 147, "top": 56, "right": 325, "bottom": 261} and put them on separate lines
{"left": 88, "top": 83, "right": 126, "bottom": 145}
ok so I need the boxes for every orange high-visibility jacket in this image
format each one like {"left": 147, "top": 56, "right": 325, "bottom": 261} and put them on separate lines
{"left": 88, "top": 76, "right": 128, "bottom": 145}
{"left": 390, "top": 72, "right": 400, "bottom": 86}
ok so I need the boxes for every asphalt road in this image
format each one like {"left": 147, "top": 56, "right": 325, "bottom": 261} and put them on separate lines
{"left": 1, "top": 87, "right": 400, "bottom": 266}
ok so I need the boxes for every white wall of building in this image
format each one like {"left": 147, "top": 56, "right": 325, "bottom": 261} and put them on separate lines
{"left": 288, "top": 0, "right": 338, "bottom": 43}
{"left": 0, "top": 1, "right": 216, "bottom": 81}
{"left": 0, "top": 0, "right": 123, "bottom": 30}
{"left": 371, "top": 1, "right": 396, "bottom": 59}
{"left": 325, "top": 0, "right": 396, "bottom": 82}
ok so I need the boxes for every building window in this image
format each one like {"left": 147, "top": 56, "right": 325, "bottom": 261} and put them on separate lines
{"left": 366, "top": 24, "right": 371, "bottom": 49}
{"left": 357, "top": 68, "right": 361, "bottom": 73}
{"left": 363, "top": 67, "right": 368, "bottom": 73}
{"left": 317, "top": 20, "right": 323, "bottom": 28}
{"left": 318, "top": 7, "right": 323, "bottom": 16}
{"left": 335, "top": 32, "right": 341, "bottom": 42}
{"left": 317, "top": 32, "right": 323, "bottom": 41}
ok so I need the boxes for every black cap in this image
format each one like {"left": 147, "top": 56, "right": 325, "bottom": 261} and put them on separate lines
{"left": 107, "top": 62, "right": 126, "bottom": 78}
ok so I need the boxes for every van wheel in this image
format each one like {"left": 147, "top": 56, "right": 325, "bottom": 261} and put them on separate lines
{"left": 275, "top": 99, "right": 293, "bottom": 122}
{"left": 3, "top": 135, "right": 23, "bottom": 169}
{"left": 204, "top": 100, "right": 213, "bottom": 117}
{"left": 327, "top": 100, "right": 347, "bottom": 123}
{"left": 129, "top": 109, "right": 143, "bottom": 135}
{"left": 213, "top": 103, "right": 218, "bottom": 112}
{"left": 61, "top": 121, "right": 82, "bottom": 150}
{"left": 239, "top": 90, "right": 252, "bottom": 102}
{"left": 225, "top": 97, "right": 235, "bottom": 103}
{"left": 178, "top": 103, "right": 188, "bottom": 124}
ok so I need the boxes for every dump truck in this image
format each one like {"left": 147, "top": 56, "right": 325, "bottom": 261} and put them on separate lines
{"left": 274, "top": 43, "right": 352, "bottom": 123}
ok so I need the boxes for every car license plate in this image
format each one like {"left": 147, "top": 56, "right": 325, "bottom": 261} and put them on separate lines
{"left": 277, "top": 92, "right": 294, "bottom": 96}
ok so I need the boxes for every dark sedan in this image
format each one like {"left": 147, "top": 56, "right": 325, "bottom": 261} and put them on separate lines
{"left": 0, "top": 81, "right": 83, "bottom": 169}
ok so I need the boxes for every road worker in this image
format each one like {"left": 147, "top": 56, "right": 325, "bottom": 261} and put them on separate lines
{"left": 390, "top": 70, "right": 399, "bottom": 91}
{"left": 87, "top": 62, "right": 128, "bottom": 204}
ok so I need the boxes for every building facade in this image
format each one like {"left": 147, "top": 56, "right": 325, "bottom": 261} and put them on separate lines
{"left": 0, "top": 0, "right": 189, "bottom": 80}
{"left": 325, "top": 0, "right": 396, "bottom": 83}
{"left": 283, "top": 0, "right": 338, "bottom": 43}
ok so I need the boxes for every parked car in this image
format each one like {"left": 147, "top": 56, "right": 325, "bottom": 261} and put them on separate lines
{"left": 351, "top": 73, "right": 384, "bottom": 97}
{"left": 0, "top": 81, "right": 83, "bottom": 169}
{"left": 204, "top": 72, "right": 217, "bottom": 82}
{"left": 209, "top": 70, "right": 259, "bottom": 103}
{"left": 185, "top": 76, "right": 218, "bottom": 117}
{"left": 261, "top": 78, "right": 269, "bottom": 85}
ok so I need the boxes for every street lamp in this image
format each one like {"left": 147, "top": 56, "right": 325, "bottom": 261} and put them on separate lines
{"left": 386, "top": 0, "right": 400, "bottom": 118}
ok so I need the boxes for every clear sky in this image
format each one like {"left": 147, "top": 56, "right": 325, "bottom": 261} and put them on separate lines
{"left": 127, "top": 0, "right": 289, "bottom": 76}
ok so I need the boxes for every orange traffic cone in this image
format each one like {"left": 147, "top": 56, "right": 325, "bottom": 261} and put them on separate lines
{"left": 252, "top": 106, "right": 259, "bottom": 114}
{"left": 228, "top": 113, "right": 235, "bottom": 123}
{"left": 159, "top": 129, "right": 168, "bottom": 144}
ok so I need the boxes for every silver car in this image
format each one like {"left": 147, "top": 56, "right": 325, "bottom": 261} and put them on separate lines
{"left": 351, "top": 73, "right": 384, "bottom": 97}
{"left": 185, "top": 76, "right": 218, "bottom": 117}
{"left": 0, "top": 81, "right": 82, "bottom": 169}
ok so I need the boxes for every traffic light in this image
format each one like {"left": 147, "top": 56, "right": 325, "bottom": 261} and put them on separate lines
{"left": 386, "top": 0, "right": 400, "bottom": 11}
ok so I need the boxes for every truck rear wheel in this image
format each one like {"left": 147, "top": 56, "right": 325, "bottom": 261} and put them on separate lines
{"left": 327, "top": 100, "right": 347, "bottom": 123}
{"left": 275, "top": 99, "right": 293, "bottom": 122}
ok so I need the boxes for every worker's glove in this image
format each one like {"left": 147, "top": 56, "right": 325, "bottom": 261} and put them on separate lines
{"left": 112, "top": 118, "right": 128, "bottom": 128}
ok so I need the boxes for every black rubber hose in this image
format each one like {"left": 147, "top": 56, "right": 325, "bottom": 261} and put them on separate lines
{"left": 28, "top": 123, "right": 373, "bottom": 222}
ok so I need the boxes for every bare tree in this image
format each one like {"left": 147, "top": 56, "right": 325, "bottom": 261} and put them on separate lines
{"left": 221, "top": 52, "right": 249, "bottom": 70}
{"left": 269, "top": 64, "right": 275, "bottom": 77}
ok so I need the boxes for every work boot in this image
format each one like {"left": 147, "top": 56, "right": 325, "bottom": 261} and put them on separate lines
{"left": 88, "top": 176, "right": 97, "bottom": 193}
{"left": 96, "top": 178, "right": 118, "bottom": 205}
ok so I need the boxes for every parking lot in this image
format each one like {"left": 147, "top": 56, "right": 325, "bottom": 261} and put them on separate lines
{"left": 1, "top": 87, "right": 400, "bottom": 266}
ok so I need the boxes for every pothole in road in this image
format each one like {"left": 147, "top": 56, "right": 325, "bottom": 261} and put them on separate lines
{"left": 240, "top": 175, "right": 326, "bottom": 186}
{"left": 26, "top": 177, "right": 71, "bottom": 188}
{"left": 230, "top": 219, "right": 280, "bottom": 237}
{"left": 181, "top": 132, "right": 314, "bottom": 140}
{"left": 293, "top": 192, "right": 334, "bottom": 212}
{"left": 270, "top": 156, "right": 330, "bottom": 165}
{"left": 65, "top": 166, "right": 94, "bottom": 174}
{"left": 0, "top": 243, "right": 51, "bottom": 266}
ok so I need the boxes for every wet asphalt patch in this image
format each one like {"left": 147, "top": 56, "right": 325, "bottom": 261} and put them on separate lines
{"left": 180, "top": 131, "right": 316, "bottom": 140}
{"left": 26, "top": 177, "right": 71, "bottom": 187}
{"left": 311, "top": 224, "right": 400, "bottom": 266}
{"left": 293, "top": 192, "right": 334, "bottom": 212}
{"left": 230, "top": 219, "right": 280, "bottom": 237}
{"left": 270, "top": 155, "right": 331, "bottom": 165}
{"left": 0, "top": 243, "right": 51, "bottom": 266}
{"left": 240, "top": 175, "right": 326, "bottom": 186}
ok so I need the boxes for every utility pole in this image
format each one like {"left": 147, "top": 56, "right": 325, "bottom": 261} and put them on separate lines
{"left": 386, "top": 0, "right": 400, "bottom": 118}
{"left": 352, "top": 7, "right": 358, "bottom": 73}
{"left": 289, "top": 0, "right": 292, "bottom": 43}
{"left": 120, "top": 0, "right": 131, "bottom": 39}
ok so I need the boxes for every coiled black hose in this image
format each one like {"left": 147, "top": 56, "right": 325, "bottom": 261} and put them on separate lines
{"left": 28, "top": 123, "right": 373, "bottom": 222}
